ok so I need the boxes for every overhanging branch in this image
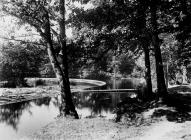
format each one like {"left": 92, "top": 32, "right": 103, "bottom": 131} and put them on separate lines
{"left": 0, "top": 36, "right": 45, "bottom": 46}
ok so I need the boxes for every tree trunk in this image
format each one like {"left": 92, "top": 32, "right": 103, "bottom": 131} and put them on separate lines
{"left": 43, "top": 3, "right": 79, "bottom": 119}
{"left": 138, "top": 36, "right": 153, "bottom": 100}
{"left": 150, "top": 1, "right": 167, "bottom": 95}
{"left": 143, "top": 46, "right": 153, "bottom": 98}
{"left": 58, "top": 0, "right": 79, "bottom": 118}
{"left": 46, "top": 41, "right": 79, "bottom": 119}
{"left": 137, "top": 0, "right": 153, "bottom": 100}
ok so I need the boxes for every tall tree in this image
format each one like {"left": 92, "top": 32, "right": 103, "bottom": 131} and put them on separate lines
{"left": 69, "top": 0, "right": 154, "bottom": 100}
{"left": 58, "top": 0, "right": 78, "bottom": 117}
{"left": 2, "top": 0, "right": 79, "bottom": 118}
{"left": 175, "top": 0, "right": 191, "bottom": 66}
{"left": 149, "top": 0, "right": 167, "bottom": 95}
{"left": 132, "top": 0, "right": 153, "bottom": 99}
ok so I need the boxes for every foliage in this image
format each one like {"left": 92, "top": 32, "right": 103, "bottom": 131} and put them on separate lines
{"left": 1, "top": 0, "right": 83, "bottom": 118}
{"left": 174, "top": 0, "right": 191, "bottom": 66}
{"left": 118, "top": 54, "right": 135, "bottom": 76}
{"left": 161, "top": 33, "right": 180, "bottom": 80}
{"left": 69, "top": 1, "right": 143, "bottom": 77}
{"left": 187, "top": 64, "right": 191, "bottom": 83}
{"left": 0, "top": 42, "right": 45, "bottom": 86}
{"left": 84, "top": 70, "right": 110, "bottom": 82}
{"left": 67, "top": 41, "right": 87, "bottom": 78}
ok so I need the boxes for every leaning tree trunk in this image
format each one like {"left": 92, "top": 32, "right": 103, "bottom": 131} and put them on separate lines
{"left": 46, "top": 41, "right": 79, "bottom": 119}
{"left": 150, "top": 1, "right": 167, "bottom": 96}
{"left": 44, "top": 5, "right": 79, "bottom": 119}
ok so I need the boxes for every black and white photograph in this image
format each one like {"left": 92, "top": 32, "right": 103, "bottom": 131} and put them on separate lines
{"left": 0, "top": 0, "right": 191, "bottom": 139}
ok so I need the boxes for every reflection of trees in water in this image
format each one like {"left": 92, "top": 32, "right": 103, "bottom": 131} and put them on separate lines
{"left": 89, "top": 93, "right": 112, "bottom": 115}
{"left": 117, "top": 79, "right": 134, "bottom": 89}
{"left": 33, "top": 97, "right": 51, "bottom": 106}
{"left": 0, "top": 101, "right": 31, "bottom": 130}
{"left": 73, "top": 92, "right": 114, "bottom": 116}
{"left": 0, "top": 97, "right": 52, "bottom": 130}
{"left": 107, "top": 78, "right": 136, "bottom": 89}
{"left": 72, "top": 90, "right": 137, "bottom": 117}
{"left": 51, "top": 96, "right": 60, "bottom": 108}
{"left": 52, "top": 79, "right": 139, "bottom": 118}
{"left": 71, "top": 79, "right": 136, "bottom": 116}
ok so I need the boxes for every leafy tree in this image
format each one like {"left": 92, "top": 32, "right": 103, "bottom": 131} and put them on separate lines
{"left": 2, "top": 0, "right": 79, "bottom": 118}
{"left": 0, "top": 42, "right": 45, "bottom": 86}
{"left": 67, "top": 41, "right": 87, "bottom": 78}
{"left": 154, "top": 0, "right": 191, "bottom": 84}
{"left": 148, "top": 0, "right": 167, "bottom": 95}
{"left": 174, "top": 0, "right": 191, "bottom": 66}
{"left": 161, "top": 33, "right": 179, "bottom": 81}
{"left": 69, "top": 0, "right": 154, "bottom": 99}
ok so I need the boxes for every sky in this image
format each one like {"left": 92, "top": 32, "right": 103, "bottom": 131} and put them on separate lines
{"left": 0, "top": 15, "right": 41, "bottom": 44}
{"left": 0, "top": 15, "right": 72, "bottom": 44}
{"left": 0, "top": 1, "right": 93, "bottom": 44}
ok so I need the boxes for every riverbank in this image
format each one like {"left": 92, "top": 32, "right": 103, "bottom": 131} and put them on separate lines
{"left": 0, "top": 86, "right": 60, "bottom": 105}
{"left": 1, "top": 83, "right": 191, "bottom": 139}
{"left": 28, "top": 107, "right": 191, "bottom": 140}
{"left": 29, "top": 117, "right": 154, "bottom": 140}
{"left": 28, "top": 84, "right": 191, "bottom": 140}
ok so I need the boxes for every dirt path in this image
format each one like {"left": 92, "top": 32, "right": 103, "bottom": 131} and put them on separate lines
{"left": 141, "top": 120, "right": 182, "bottom": 140}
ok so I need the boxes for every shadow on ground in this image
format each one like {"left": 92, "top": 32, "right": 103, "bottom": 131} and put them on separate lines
{"left": 152, "top": 85, "right": 191, "bottom": 123}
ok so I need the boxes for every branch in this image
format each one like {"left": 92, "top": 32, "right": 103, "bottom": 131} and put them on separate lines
{"left": 3, "top": 8, "right": 46, "bottom": 38}
{"left": 13, "top": 34, "right": 41, "bottom": 38}
{"left": 0, "top": 36, "right": 44, "bottom": 46}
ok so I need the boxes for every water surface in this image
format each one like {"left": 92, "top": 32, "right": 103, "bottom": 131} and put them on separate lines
{"left": 0, "top": 78, "right": 140, "bottom": 139}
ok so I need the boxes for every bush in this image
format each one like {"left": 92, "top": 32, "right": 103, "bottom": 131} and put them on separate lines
{"left": 0, "top": 42, "right": 45, "bottom": 87}
{"left": 118, "top": 54, "right": 136, "bottom": 76}
{"left": 0, "top": 81, "right": 16, "bottom": 88}
{"left": 35, "top": 79, "right": 45, "bottom": 86}
{"left": 85, "top": 71, "right": 110, "bottom": 82}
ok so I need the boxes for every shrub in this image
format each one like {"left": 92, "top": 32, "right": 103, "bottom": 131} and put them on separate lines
{"left": 0, "top": 42, "right": 45, "bottom": 87}
{"left": 118, "top": 54, "right": 135, "bottom": 76}
{"left": 35, "top": 79, "right": 45, "bottom": 86}
{"left": 85, "top": 71, "right": 110, "bottom": 82}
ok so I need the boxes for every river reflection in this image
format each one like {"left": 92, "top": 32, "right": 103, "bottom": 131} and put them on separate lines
{"left": 0, "top": 97, "right": 59, "bottom": 140}
{"left": 0, "top": 101, "right": 31, "bottom": 130}
{"left": 0, "top": 78, "right": 140, "bottom": 139}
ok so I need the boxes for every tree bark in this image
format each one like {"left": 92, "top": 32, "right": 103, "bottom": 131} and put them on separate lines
{"left": 58, "top": 0, "right": 79, "bottom": 118}
{"left": 143, "top": 43, "right": 153, "bottom": 99}
{"left": 150, "top": 1, "right": 167, "bottom": 95}
{"left": 43, "top": 3, "right": 79, "bottom": 119}
{"left": 137, "top": 0, "right": 153, "bottom": 100}
{"left": 138, "top": 36, "right": 153, "bottom": 100}
{"left": 2, "top": 0, "right": 79, "bottom": 118}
